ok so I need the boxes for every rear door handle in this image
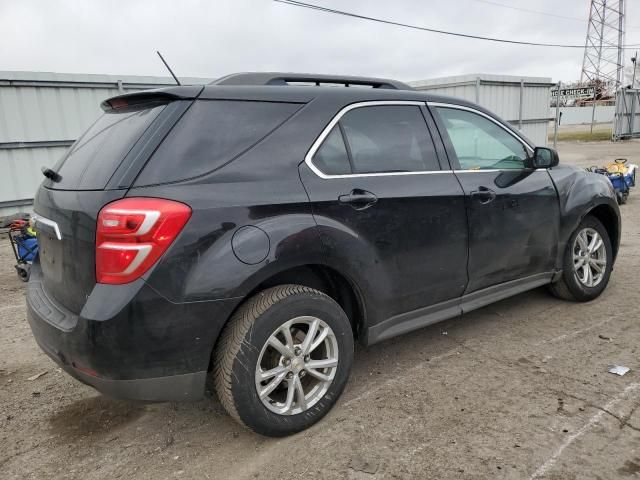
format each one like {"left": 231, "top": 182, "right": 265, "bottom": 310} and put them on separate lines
{"left": 338, "top": 189, "right": 378, "bottom": 210}
{"left": 470, "top": 186, "right": 496, "bottom": 204}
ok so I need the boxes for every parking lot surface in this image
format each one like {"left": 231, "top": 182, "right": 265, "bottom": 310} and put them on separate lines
{"left": 1, "top": 140, "right": 640, "bottom": 480}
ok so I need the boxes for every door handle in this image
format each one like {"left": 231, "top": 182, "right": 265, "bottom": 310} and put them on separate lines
{"left": 470, "top": 186, "right": 496, "bottom": 204}
{"left": 338, "top": 189, "right": 378, "bottom": 210}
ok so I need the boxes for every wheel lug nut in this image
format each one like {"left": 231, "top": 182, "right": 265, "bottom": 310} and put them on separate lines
{"left": 304, "top": 355, "right": 310, "bottom": 362}
{"left": 300, "top": 371, "right": 306, "bottom": 377}
{"left": 286, "top": 372, "right": 293, "bottom": 379}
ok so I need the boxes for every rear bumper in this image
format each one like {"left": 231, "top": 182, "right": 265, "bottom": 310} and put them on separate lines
{"left": 26, "top": 262, "right": 239, "bottom": 402}
{"left": 33, "top": 333, "right": 207, "bottom": 401}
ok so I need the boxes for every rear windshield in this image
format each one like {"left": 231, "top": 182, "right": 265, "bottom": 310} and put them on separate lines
{"left": 48, "top": 104, "right": 166, "bottom": 190}
{"left": 134, "top": 100, "right": 301, "bottom": 186}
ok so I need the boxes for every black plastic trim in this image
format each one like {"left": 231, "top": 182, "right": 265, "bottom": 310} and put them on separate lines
{"left": 37, "top": 341, "right": 207, "bottom": 401}
{"left": 367, "top": 272, "right": 554, "bottom": 344}
{"left": 27, "top": 274, "right": 78, "bottom": 332}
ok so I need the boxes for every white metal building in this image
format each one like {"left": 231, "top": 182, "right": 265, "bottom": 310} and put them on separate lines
{"left": 0, "top": 71, "right": 213, "bottom": 217}
{"left": 1, "top": 71, "right": 554, "bottom": 218}
{"left": 409, "top": 74, "right": 554, "bottom": 146}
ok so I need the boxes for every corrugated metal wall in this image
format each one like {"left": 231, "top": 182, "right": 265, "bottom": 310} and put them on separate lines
{"left": 552, "top": 106, "right": 615, "bottom": 125}
{"left": 0, "top": 71, "right": 213, "bottom": 217}
{"left": 409, "top": 74, "right": 554, "bottom": 146}
{"left": 1, "top": 71, "right": 554, "bottom": 217}
{"left": 613, "top": 89, "right": 640, "bottom": 140}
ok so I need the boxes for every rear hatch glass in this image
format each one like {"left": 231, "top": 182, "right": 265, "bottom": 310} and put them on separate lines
{"left": 133, "top": 100, "right": 301, "bottom": 186}
{"left": 46, "top": 103, "right": 166, "bottom": 190}
{"left": 35, "top": 101, "right": 171, "bottom": 314}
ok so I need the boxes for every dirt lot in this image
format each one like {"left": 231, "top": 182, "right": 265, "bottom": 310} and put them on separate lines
{"left": 2, "top": 140, "right": 640, "bottom": 480}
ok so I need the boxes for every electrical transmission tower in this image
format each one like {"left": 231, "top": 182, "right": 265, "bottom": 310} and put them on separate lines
{"left": 580, "top": 0, "right": 626, "bottom": 89}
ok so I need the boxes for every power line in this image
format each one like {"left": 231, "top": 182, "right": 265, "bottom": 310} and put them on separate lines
{"left": 468, "top": 0, "right": 640, "bottom": 30}
{"left": 274, "top": 0, "right": 640, "bottom": 49}
{"left": 469, "top": 0, "right": 585, "bottom": 22}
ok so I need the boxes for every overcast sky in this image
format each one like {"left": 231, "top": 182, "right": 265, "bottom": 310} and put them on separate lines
{"left": 2, "top": 0, "right": 639, "bottom": 83}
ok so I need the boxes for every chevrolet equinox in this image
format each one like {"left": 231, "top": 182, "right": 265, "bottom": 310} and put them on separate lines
{"left": 27, "top": 72, "right": 620, "bottom": 436}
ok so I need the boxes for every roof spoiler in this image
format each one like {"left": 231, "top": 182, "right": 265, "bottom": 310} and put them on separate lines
{"left": 101, "top": 85, "right": 203, "bottom": 112}
{"left": 211, "top": 72, "right": 413, "bottom": 90}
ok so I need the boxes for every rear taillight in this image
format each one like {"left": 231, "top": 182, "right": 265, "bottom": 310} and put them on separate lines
{"left": 96, "top": 198, "right": 191, "bottom": 284}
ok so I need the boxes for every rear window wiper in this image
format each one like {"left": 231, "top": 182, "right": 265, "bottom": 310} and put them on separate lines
{"left": 41, "top": 167, "right": 62, "bottom": 182}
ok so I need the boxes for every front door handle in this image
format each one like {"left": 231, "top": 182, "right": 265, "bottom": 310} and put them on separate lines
{"left": 338, "top": 189, "right": 378, "bottom": 210}
{"left": 470, "top": 186, "right": 496, "bottom": 204}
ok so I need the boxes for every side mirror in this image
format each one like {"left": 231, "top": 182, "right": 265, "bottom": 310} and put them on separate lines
{"left": 530, "top": 147, "right": 559, "bottom": 169}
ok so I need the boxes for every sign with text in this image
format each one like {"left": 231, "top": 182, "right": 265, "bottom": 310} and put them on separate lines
{"left": 551, "top": 87, "right": 595, "bottom": 98}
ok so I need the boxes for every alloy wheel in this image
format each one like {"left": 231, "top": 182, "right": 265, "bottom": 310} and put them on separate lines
{"left": 255, "top": 316, "right": 339, "bottom": 415}
{"left": 572, "top": 227, "right": 607, "bottom": 288}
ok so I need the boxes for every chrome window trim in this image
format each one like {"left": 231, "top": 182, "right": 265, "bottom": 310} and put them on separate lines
{"left": 427, "top": 101, "right": 535, "bottom": 156}
{"left": 304, "top": 100, "right": 451, "bottom": 180}
{"left": 304, "top": 100, "right": 538, "bottom": 180}
{"left": 455, "top": 168, "right": 547, "bottom": 173}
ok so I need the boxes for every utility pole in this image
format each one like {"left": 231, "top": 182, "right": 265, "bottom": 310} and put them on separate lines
{"left": 581, "top": 0, "right": 625, "bottom": 135}
{"left": 580, "top": 0, "right": 626, "bottom": 89}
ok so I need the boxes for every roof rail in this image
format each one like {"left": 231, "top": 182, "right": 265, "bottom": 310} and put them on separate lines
{"left": 211, "top": 72, "right": 413, "bottom": 90}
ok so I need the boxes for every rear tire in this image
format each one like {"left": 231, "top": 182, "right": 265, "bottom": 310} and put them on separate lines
{"left": 549, "top": 215, "right": 613, "bottom": 302}
{"left": 213, "top": 285, "right": 354, "bottom": 437}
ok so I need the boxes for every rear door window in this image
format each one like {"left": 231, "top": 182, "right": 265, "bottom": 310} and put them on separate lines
{"left": 340, "top": 105, "right": 440, "bottom": 174}
{"left": 135, "top": 100, "right": 301, "bottom": 185}
{"left": 49, "top": 104, "right": 166, "bottom": 190}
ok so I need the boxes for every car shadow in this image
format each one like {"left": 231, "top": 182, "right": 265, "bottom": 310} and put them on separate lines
{"left": 48, "top": 287, "right": 559, "bottom": 448}
{"left": 48, "top": 395, "right": 146, "bottom": 439}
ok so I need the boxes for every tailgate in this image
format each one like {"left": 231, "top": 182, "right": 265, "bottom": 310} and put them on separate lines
{"left": 31, "top": 88, "right": 201, "bottom": 314}
{"left": 33, "top": 188, "right": 127, "bottom": 314}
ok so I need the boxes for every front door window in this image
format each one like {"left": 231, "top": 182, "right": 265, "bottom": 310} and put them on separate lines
{"left": 435, "top": 107, "right": 529, "bottom": 170}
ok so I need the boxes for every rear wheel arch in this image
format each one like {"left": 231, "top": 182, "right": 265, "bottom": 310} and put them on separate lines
{"left": 212, "top": 284, "right": 355, "bottom": 436}
{"left": 208, "top": 263, "right": 366, "bottom": 377}
{"left": 245, "top": 264, "right": 365, "bottom": 340}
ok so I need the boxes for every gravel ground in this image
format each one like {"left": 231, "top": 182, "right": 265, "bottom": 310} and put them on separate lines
{"left": 1, "top": 140, "right": 640, "bottom": 480}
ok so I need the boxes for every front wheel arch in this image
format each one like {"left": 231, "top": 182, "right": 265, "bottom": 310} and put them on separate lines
{"left": 584, "top": 203, "right": 620, "bottom": 262}
{"left": 550, "top": 214, "right": 613, "bottom": 302}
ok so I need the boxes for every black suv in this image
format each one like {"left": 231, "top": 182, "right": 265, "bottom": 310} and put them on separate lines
{"left": 27, "top": 73, "right": 620, "bottom": 436}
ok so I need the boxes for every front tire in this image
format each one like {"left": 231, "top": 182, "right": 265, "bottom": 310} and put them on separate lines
{"left": 213, "top": 285, "right": 354, "bottom": 437}
{"left": 549, "top": 215, "right": 613, "bottom": 302}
